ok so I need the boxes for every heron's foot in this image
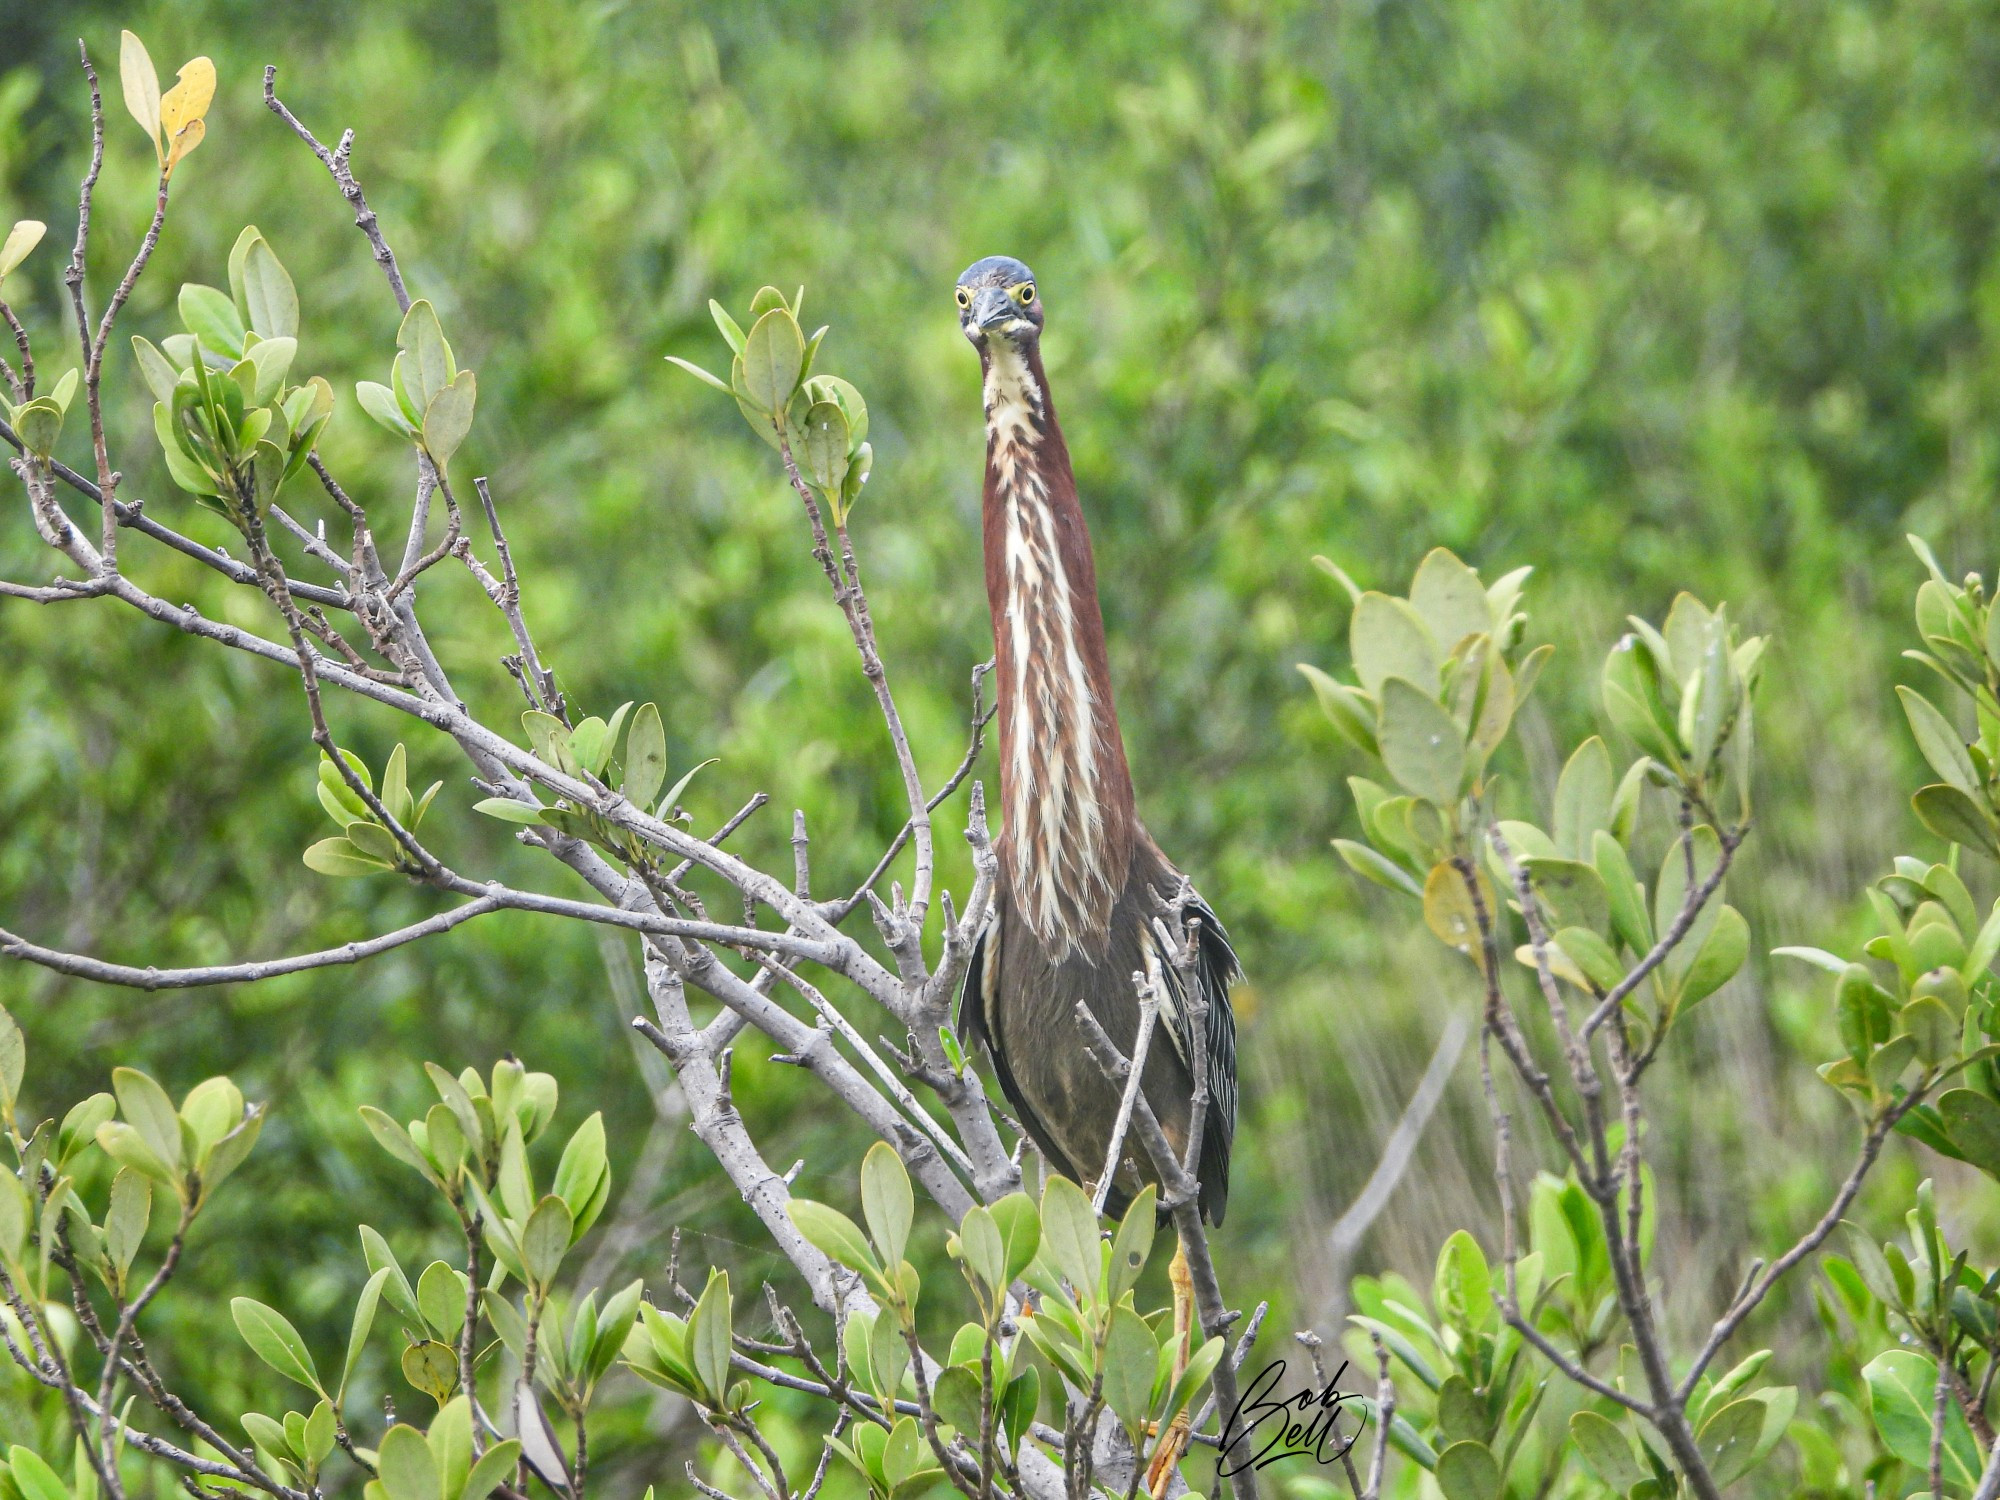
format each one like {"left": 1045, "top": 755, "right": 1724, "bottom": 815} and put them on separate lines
{"left": 1145, "top": 1411, "right": 1192, "bottom": 1498}
{"left": 1147, "top": 1237, "right": 1199, "bottom": 1498}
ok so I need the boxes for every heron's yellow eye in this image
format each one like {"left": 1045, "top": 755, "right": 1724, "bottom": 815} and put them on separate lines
{"left": 1014, "top": 282, "right": 1036, "bottom": 306}
{"left": 955, "top": 287, "right": 971, "bottom": 309}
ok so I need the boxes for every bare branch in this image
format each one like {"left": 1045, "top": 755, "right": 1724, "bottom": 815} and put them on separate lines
{"left": 263, "top": 72, "right": 412, "bottom": 311}
{"left": 1319, "top": 1012, "right": 1470, "bottom": 1325}
{"left": 1677, "top": 1086, "right": 1925, "bottom": 1397}
{"left": 1071, "top": 1000, "right": 1257, "bottom": 1500}
{"left": 1094, "top": 976, "right": 1160, "bottom": 1216}
{"left": 0, "top": 896, "right": 506, "bottom": 990}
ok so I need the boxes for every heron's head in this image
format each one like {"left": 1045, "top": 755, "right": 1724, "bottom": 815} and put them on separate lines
{"left": 956, "top": 256, "right": 1042, "bottom": 350}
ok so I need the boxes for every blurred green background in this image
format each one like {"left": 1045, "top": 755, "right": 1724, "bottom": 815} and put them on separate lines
{"left": 3, "top": 0, "right": 2000, "bottom": 1491}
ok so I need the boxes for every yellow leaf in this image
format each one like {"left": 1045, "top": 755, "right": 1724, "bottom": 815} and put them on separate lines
{"left": 119, "top": 31, "right": 162, "bottom": 159}
{"left": 1514, "top": 943, "right": 1594, "bottom": 992}
{"left": 1423, "top": 861, "right": 1488, "bottom": 961}
{"left": 0, "top": 221, "right": 45, "bottom": 282}
{"left": 158, "top": 56, "right": 216, "bottom": 154}
{"left": 165, "top": 118, "right": 206, "bottom": 177}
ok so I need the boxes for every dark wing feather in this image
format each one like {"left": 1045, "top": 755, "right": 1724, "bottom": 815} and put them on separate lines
{"left": 956, "top": 920, "right": 990, "bottom": 1055}
{"left": 955, "top": 916, "right": 1096, "bottom": 1193}
{"left": 1193, "top": 901, "right": 1240, "bottom": 1226}
{"left": 1147, "top": 893, "right": 1241, "bottom": 1226}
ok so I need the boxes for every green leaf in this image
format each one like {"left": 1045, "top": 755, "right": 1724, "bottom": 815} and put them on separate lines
{"left": 805, "top": 373, "right": 868, "bottom": 445}
{"left": 665, "top": 355, "right": 732, "bottom": 394}
{"left": 1864, "top": 1350, "right": 1982, "bottom": 1492}
{"left": 422, "top": 370, "right": 477, "bottom": 467}
{"left": 181, "top": 1075, "right": 244, "bottom": 1158}
{"left": 1603, "top": 635, "right": 1677, "bottom": 763}
{"left": 1161, "top": 1334, "right": 1222, "bottom": 1427}
{"left": 1003, "top": 1364, "right": 1042, "bottom": 1448}
{"left": 303, "top": 837, "right": 391, "bottom": 877}
{"left": 739, "top": 308, "right": 804, "bottom": 414}
{"left": 1654, "top": 825, "right": 1723, "bottom": 950}
{"left": 246, "top": 337, "right": 296, "bottom": 406}
{"left": 1433, "top": 1439, "right": 1501, "bottom": 1500}
{"left": 1568, "top": 1411, "right": 1645, "bottom": 1491}
{"left": 520, "top": 1195, "right": 573, "bottom": 1289}
{"left": 689, "top": 1270, "right": 733, "bottom": 1404}
{"left": 397, "top": 301, "right": 453, "bottom": 414}
{"left": 1964, "top": 899, "right": 2000, "bottom": 980}
{"left": 1378, "top": 676, "right": 1466, "bottom": 803}
{"left": 303, "top": 1401, "right": 336, "bottom": 1472}
{"left": 463, "top": 1442, "right": 520, "bottom": 1500}
{"left": 8, "top": 1449, "right": 67, "bottom": 1500}
{"left": 1335, "top": 837, "right": 1424, "bottom": 897}
{"left": 1038, "top": 1176, "right": 1101, "bottom": 1300}
{"left": 1522, "top": 857, "right": 1610, "bottom": 935}
{"left": 179, "top": 284, "right": 245, "bottom": 358}
{"left": 1409, "top": 549, "right": 1491, "bottom": 651}
{"left": 1771, "top": 945, "right": 1849, "bottom": 974}
{"left": 655, "top": 759, "right": 717, "bottom": 822}
{"left": 989, "top": 1191, "right": 1041, "bottom": 1287}
{"left": 1675, "top": 904, "right": 1748, "bottom": 1011}
{"left": 1695, "top": 1396, "right": 1766, "bottom": 1487}
{"left": 0, "top": 1009, "right": 20, "bottom": 1127}
{"left": 11, "top": 399, "right": 61, "bottom": 458}
{"left": 114, "top": 1067, "right": 183, "bottom": 1176}
{"left": 552, "top": 1112, "right": 608, "bottom": 1237}
{"left": 376, "top": 1425, "right": 440, "bottom": 1500}
{"left": 104, "top": 1169, "right": 152, "bottom": 1289}
{"left": 1351, "top": 593, "right": 1440, "bottom": 696}
{"left": 883, "top": 1417, "right": 933, "bottom": 1491}
{"left": 787, "top": 1199, "right": 880, "bottom": 1277}
{"left": 590, "top": 1279, "right": 645, "bottom": 1383}
{"left": 417, "top": 1260, "right": 467, "bottom": 1341}
{"left": 1106, "top": 1185, "right": 1157, "bottom": 1303}
{"left": 622, "top": 703, "right": 666, "bottom": 809}
{"left": 860, "top": 1142, "right": 914, "bottom": 1269}
{"left": 1913, "top": 783, "right": 2000, "bottom": 858}
{"left": 1553, "top": 737, "right": 1613, "bottom": 858}
{"left": 1899, "top": 687, "right": 1980, "bottom": 795}
{"left": 95, "top": 1122, "right": 174, "bottom": 1188}
{"left": 356, "top": 381, "right": 416, "bottom": 438}
{"left": 343, "top": 1266, "right": 391, "bottom": 1400}
{"left": 708, "top": 300, "right": 746, "bottom": 354}
{"left": 801, "top": 400, "right": 851, "bottom": 494}
{"left": 1297, "top": 664, "right": 1379, "bottom": 756}
{"left": 232, "top": 1296, "right": 325, "bottom": 1394}
{"left": 0, "top": 1170, "right": 26, "bottom": 1266}
{"left": 932, "top": 1364, "right": 982, "bottom": 1437}
{"left": 863, "top": 1307, "right": 910, "bottom": 1402}
{"left": 129, "top": 335, "right": 182, "bottom": 408}
{"left": 1553, "top": 927, "right": 1625, "bottom": 991}
{"left": 958, "top": 1206, "right": 1004, "bottom": 1292}
{"left": 1687, "top": 608, "right": 1734, "bottom": 770}
{"left": 473, "top": 796, "right": 543, "bottom": 824}
{"left": 358, "top": 1107, "right": 444, "bottom": 1188}
{"left": 359, "top": 1227, "right": 423, "bottom": 1331}
{"left": 239, "top": 236, "right": 299, "bottom": 340}
{"left": 1432, "top": 1230, "right": 1493, "bottom": 1333}
{"left": 1939, "top": 1089, "right": 2000, "bottom": 1178}
{"left": 1100, "top": 1305, "right": 1159, "bottom": 1432}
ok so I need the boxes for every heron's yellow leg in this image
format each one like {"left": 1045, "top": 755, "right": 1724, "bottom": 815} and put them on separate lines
{"left": 1146, "top": 1237, "right": 1196, "bottom": 1498}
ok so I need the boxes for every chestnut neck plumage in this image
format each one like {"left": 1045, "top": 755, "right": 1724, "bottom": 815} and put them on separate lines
{"left": 977, "top": 336, "right": 1137, "bottom": 960}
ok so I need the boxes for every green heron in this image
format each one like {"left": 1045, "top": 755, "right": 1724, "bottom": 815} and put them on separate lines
{"left": 952, "top": 256, "right": 1240, "bottom": 1491}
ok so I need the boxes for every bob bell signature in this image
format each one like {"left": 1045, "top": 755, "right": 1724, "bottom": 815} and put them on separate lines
{"left": 1218, "top": 1359, "right": 1369, "bottom": 1476}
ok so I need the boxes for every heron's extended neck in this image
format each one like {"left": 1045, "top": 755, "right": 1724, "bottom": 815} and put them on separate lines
{"left": 977, "top": 339, "right": 1135, "bottom": 956}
